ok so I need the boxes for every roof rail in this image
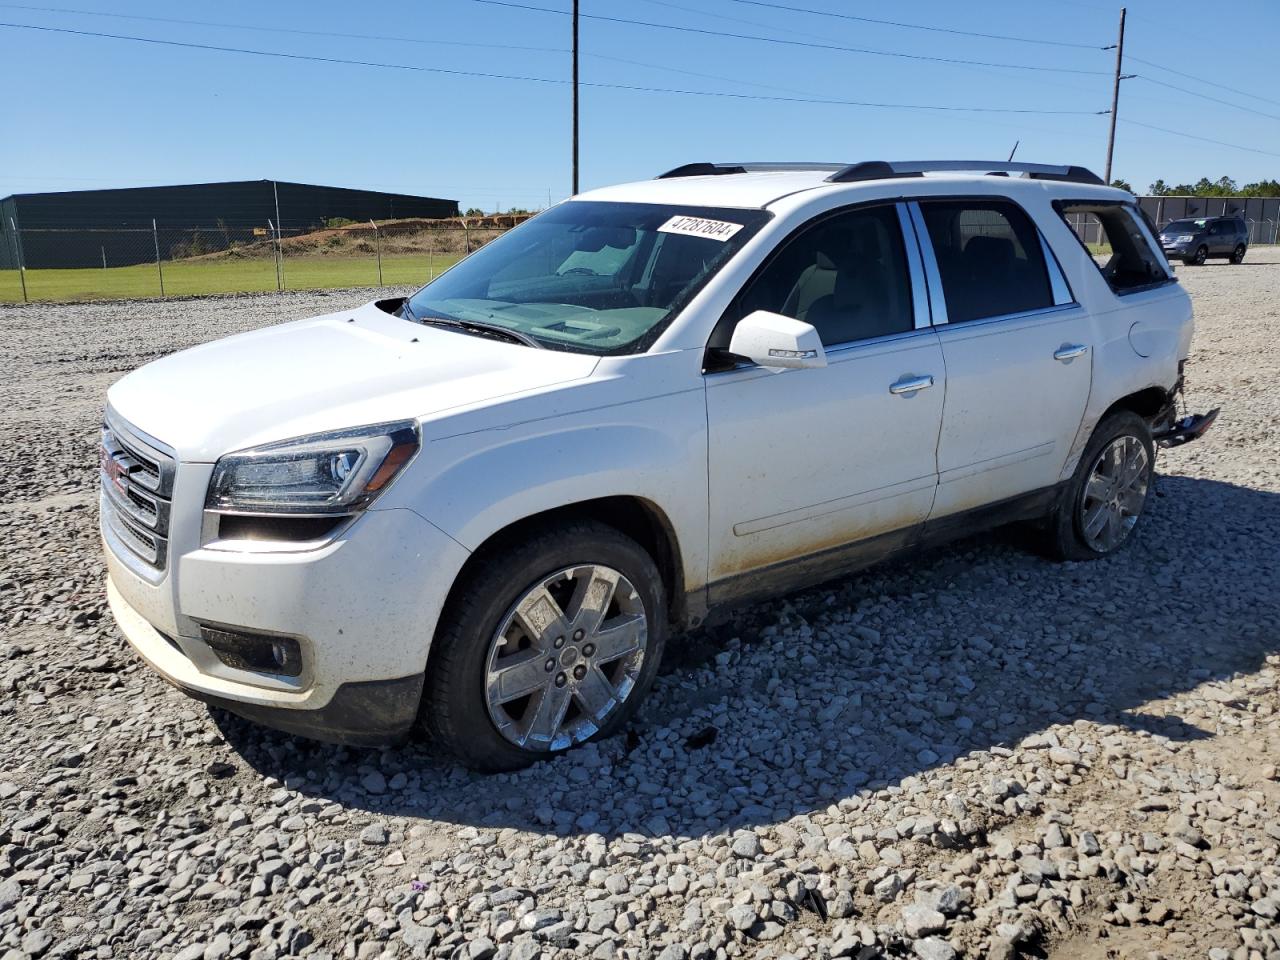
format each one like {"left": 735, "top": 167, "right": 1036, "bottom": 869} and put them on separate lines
{"left": 825, "top": 160, "right": 1105, "bottom": 186}
{"left": 656, "top": 161, "right": 847, "bottom": 179}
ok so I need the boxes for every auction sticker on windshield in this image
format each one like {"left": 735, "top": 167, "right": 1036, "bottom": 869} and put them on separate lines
{"left": 658, "top": 215, "right": 744, "bottom": 242}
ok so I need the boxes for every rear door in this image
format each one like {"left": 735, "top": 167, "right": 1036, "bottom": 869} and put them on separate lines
{"left": 910, "top": 198, "right": 1092, "bottom": 519}
{"left": 1234, "top": 219, "right": 1249, "bottom": 249}
{"left": 1209, "top": 220, "right": 1232, "bottom": 255}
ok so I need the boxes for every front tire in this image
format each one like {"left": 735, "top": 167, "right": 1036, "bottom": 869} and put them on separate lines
{"left": 1185, "top": 245, "right": 1208, "bottom": 266}
{"left": 1230, "top": 244, "right": 1247, "bottom": 264}
{"left": 423, "top": 519, "right": 667, "bottom": 771}
{"left": 1041, "top": 411, "right": 1155, "bottom": 562}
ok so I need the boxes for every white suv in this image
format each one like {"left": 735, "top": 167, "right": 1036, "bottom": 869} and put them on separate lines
{"left": 101, "top": 160, "right": 1217, "bottom": 770}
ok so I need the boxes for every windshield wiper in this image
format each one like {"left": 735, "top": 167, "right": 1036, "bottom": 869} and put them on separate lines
{"left": 417, "top": 315, "right": 545, "bottom": 350}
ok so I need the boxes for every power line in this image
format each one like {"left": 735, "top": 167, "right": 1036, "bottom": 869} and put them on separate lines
{"left": 721, "top": 0, "right": 1104, "bottom": 49}
{"left": 631, "top": 0, "right": 836, "bottom": 43}
{"left": 1127, "top": 54, "right": 1280, "bottom": 110}
{"left": 467, "top": 0, "right": 1111, "bottom": 75}
{"left": 0, "top": 21, "right": 1109, "bottom": 115}
{"left": 1, "top": 1, "right": 849, "bottom": 100}
{"left": 1122, "top": 118, "right": 1280, "bottom": 159}
{"left": 0, "top": 2, "right": 566, "bottom": 54}
{"left": 1136, "top": 75, "right": 1280, "bottom": 123}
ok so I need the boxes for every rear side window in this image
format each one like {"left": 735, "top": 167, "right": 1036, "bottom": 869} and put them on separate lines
{"left": 1057, "top": 202, "right": 1171, "bottom": 294}
{"left": 917, "top": 200, "right": 1053, "bottom": 323}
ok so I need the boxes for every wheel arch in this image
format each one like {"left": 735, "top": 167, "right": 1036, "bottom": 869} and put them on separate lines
{"left": 437, "top": 495, "right": 690, "bottom": 636}
{"left": 1102, "top": 385, "right": 1171, "bottom": 424}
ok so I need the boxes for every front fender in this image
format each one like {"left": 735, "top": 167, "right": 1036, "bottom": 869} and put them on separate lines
{"left": 379, "top": 388, "right": 710, "bottom": 595}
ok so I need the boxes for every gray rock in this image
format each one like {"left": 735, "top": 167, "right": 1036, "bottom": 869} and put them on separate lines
{"left": 1252, "top": 898, "right": 1279, "bottom": 920}
{"left": 934, "top": 885, "right": 963, "bottom": 917}
{"left": 520, "top": 909, "right": 562, "bottom": 933}
{"left": 726, "top": 904, "right": 757, "bottom": 932}
{"left": 731, "top": 833, "right": 762, "bottom": 859}
{"left": 912, "top": 938, "right": 956, "bottom": 960}
{"left": 901, "top": 904, "right": 946, "bottom": 938}
{"left": 0, "top": 878, "right": 21, "bottom": 910}
{"left": 22, "top": 930, "right": 54, "bottom": 958}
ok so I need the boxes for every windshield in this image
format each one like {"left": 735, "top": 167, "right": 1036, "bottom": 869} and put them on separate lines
{"left": 1162, "top": 219, "right": 1207, "bottom": 234}
{"left": 405, "top": 201, "right": 770, "bottom": 354}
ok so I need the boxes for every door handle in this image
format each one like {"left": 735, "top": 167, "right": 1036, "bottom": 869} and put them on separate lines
{"left": 1053, "top": 343, "right": 1089, "bottom": 363}
{"left": 889, "top": 374, "right": 935, "bottom": 396}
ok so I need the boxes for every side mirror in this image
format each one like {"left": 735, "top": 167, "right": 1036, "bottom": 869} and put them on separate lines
{"left": 728, "top": 310, "right": 827, "bottom": 371}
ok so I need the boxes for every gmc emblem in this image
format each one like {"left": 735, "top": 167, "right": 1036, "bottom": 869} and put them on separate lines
{"left": 101, "top": 446, "right": 128, "bottom": 494}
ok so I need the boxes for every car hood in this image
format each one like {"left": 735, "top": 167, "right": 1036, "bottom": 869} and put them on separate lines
{"left": 107, "top": 299, "right": 600, "bottom": 461}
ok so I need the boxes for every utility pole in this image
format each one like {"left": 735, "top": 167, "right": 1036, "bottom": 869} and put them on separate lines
{"left": 1103, "top": 7, "right": 1132, "bottom": 185}
{"left": 272, "top": 180, "right": 285, "bottom": 288}
{"left": 572, "top": 0, "right": 580, "bottom": 195}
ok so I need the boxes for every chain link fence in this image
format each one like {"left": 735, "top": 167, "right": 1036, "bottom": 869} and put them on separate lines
{"left": 0, "top": 215, "right": 526, "bottom": 304}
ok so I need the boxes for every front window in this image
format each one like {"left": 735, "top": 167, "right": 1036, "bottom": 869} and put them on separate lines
{"left": 404, "top": 201, "right": 770, "bottom": 354}
{"left": 718, "top": 204, "right": 915, "bottom": 349}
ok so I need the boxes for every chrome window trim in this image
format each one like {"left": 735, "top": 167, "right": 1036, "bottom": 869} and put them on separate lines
{"left": 928, "top": 302, "right": 1082, "bottom": 340}
{"left": 905, "top": 202, "right": 948, "bottom": 326}
{"left": 822, "top": 324, "right": 939, "bottom": 358}
{"left": 895, "top": 202, "right": 932, "bottom": 331}
{"left": 1039, "top": 228, "right": 1075, "bottom": 306}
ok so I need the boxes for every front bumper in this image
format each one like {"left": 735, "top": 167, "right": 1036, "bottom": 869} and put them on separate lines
{"left": 111, "top": 576, "right": 424, "bottom": 743}
{"left": 105, "top": 500, "right": 470, "bottom": 745}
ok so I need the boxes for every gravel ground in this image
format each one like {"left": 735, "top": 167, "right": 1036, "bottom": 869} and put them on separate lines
{"left": 1, "top": 251, "right": 1278, "bottom": 960}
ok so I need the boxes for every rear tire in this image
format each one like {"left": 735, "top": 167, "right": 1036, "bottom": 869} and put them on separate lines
{"left": 1040, "top": 411, "right": 1155, "bottom": 562}
{"left": 1230, "top": 244, "right": 1247, "bottom": 264}
{"left": 423, "top": 519, "right": 667, "bottom": 772}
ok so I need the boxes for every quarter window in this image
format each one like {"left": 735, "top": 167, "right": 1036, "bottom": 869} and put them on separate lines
{"left": 917, "top": 200, "right": 1054, "bottom": 323}
{"left": 1057, "top": 202, "right": 1171, "bottom": 294}
{"left": 725, "top": 204, "right": 915, "bottom": 349}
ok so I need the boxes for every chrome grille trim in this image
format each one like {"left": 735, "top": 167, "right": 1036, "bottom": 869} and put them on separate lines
{"left": 101, "top": 408, "right": 177, "bottom": 571}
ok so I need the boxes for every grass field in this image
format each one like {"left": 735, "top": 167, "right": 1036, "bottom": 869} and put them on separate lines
{"left": 0, "top": 253, "right": 462, "bottom": 303}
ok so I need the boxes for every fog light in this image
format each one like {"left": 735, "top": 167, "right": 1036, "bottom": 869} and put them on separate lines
{"left": 199, "top": 625, "right": 303, "bottom": 677}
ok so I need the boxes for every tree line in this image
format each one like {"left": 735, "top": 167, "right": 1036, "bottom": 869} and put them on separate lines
{"left": 1109, "top": 176, "right": 1280, "bottom": 197}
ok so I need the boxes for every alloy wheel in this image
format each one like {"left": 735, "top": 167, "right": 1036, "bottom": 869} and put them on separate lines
{"left": 484, "top": 564, "right": 648, "bottom": 751}
{"left": 1079, "top": 435, "right": 1150, "bottom": 553}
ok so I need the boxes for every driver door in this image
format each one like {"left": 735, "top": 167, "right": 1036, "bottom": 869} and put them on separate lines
{"left": 703, "top": 203, "right": 944, "bottom": 599}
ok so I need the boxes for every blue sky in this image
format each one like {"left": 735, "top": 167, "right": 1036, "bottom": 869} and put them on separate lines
{"left": 2, "top": 0, "right": 1277, "bottom": 210}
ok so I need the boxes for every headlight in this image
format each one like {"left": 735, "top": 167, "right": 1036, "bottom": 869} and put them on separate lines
{"left": 1176, "top": 235, "right": 1193, "bottom": 242}
{"left": 205, "top": 421, "right": 419, "bottom": 515}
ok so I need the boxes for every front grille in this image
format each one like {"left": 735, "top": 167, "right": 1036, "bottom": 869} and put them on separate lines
{"left": 101, "top": 410, "right": 176, "bottom": 571}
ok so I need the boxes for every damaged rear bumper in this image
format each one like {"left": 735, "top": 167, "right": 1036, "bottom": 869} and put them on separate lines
{"left": 1154, "top": 407, "right": 1219, "bottom": 448}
